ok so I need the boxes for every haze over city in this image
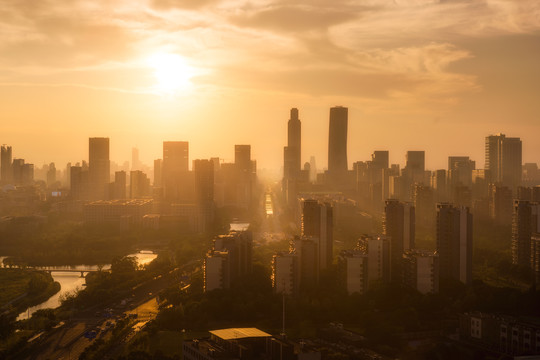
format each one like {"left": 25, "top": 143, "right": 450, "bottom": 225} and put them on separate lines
{"left": 2, "top": 1, "right": 540, "bottom": 360}
{"left": 1, "top": 0, "right": 540, "bottom": 170}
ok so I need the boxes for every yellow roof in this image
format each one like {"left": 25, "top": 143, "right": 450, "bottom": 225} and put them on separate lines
{"left": 209, "top": 328, "right": 271, "bottom": 340}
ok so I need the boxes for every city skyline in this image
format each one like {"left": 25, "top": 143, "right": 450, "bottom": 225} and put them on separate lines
{"left": 1, "top": 1, "right": 539, "bottom": 169}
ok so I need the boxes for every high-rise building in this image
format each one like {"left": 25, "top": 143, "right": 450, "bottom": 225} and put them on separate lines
{"left": 405, "top": 151, "right": 426, "bottom": 185}
{"left": 383, "top": 199, "right": 415, "bottom": 281}
{"left": 402, "top": 250, "right": 439, "bottom": 294}
{"left": 113, "top": 171, "right": 126, "bottom": 199}
{"left": 131, "top": 147, "right": 141, "bottom": 171}
{"left": 511, "top": 200, "right": 540, "bottom": 267}
{"left": 1, "top": 145, "right": 12, "bottom": 184}
{"left": 292, "top": 236, "right": 319, "bottom": 287}
{"left": 162, "top": 141, "right": 189, "bottom": 201}
{"left": 436, "top": 203, "right": 473, "bottom": 284}
{"left": 204, "top": 230, "right": 253, "bottom": 291}
{"left": 235, "top": 145, "right": 251, "bottom": 173}
{"left": 328, "top": 106, "right": 348, "bottom": 177}
{"left": 489, "top": 185, "right": 513, "bottom": 225}
{"left": 194, "top": 159, "right": 215, "bottom": 233}
{"left": 283, "top": 108, "right": 301, "bottom": 180}
{"left": 272, "top": 252, "right": 299, "bottom": 295}
{"left": 46, "top": 162, "right": 56, "bottom": 188}
{"left": 89, "top": 137, "right": 110, "bottom": 199}
{"left": 153, "top": 159, "right": 162, "bottom": 188}
{"left": 130, "top": 170, "right": 150, "bottom": 198}
{"left": 485, "top": 134, "right": 522, "bottom": 189}
{"left": 448, "top": 156, "right": 475, "bottom": 189}
{"left": 532, "top": 234, "right": 540, "bottom": 288}
{"left": 301, "top": 199, "right": 333, "bottom": 271}
{"left": 340, "top": 250, "right": 368, "bottom": 295}
{"left": 366, "top": 235, "right": 391, "bottom": 286}
{"left": 413, "top": 185, "right": 435, "bottom": 229}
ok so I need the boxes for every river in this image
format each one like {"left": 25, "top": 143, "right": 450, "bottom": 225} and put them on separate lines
{"left": 7, "top": 252, "right": 158, "bottom": 321}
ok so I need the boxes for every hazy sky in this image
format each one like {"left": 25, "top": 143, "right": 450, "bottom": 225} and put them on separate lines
{"left": 1, "top": 0, "right": 539, "bottom": 172}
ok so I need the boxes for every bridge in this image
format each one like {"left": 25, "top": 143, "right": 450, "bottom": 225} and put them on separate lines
{"left": 34, "top": 267, "right": 110, "bottom": 278}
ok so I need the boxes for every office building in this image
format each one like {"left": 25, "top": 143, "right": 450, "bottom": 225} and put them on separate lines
{"left": 1, "top": 145, "right": 12, "bottom": 184}
{"left": 328, "top": 106, "right": 348, "bottom": 179}
{"left": 283, "top": 108, "right": 301, "bottom": 180}
{"left": 485, "top": 134, "right": 522, "bottom": 189}
{"left": 112, "top": 171, "right": 126, "bottom": 199}
{"left": 301, "top": 199, "right": 333, "bottom": 271}
{"left": 89, "top": 137, "right": 110, "bottom": 199}
{"left": 489, "top": 185, "right": 513, "bottom": 225}
{"left": 130, "top": 170, "right": 151, "bottom": 198}
{"left": 162, "top": 141, "right": 190, "bottom": 202}
{"left": 235, "top": 145, "right": 252, "bottom": 173}
{"left": 383, "top": 199, "right": 415, "bottom": 280}
{"left": 83, "top": 199, "right": 153, "bottom": 225}
{"left": 194, "top": 159, "right": 215, "bottom": 233}
{"left": 448, "top": 156, "right": 475, "bottom": 189}
{"left": 436, "top": 203, "right": 473, "bottom": 284}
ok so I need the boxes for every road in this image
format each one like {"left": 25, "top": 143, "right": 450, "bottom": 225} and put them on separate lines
{"left": 255, "top": 188, "right": 287, "bottom": 245}
{"left": 20, "top": 263, "right": 196, "bottom": 360}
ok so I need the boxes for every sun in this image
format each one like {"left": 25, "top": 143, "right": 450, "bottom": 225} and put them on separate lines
{"left": 147, "top": 53, "right": 195, "bottom": 94}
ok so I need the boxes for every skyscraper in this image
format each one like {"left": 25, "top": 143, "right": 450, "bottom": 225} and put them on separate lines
{"left": 1, "top": 145, "right": 13, "bottom": 184}
{"left": 284, "top": 108, "right": 301, "bottom": 180}
{"left": 436, "top": 203, "right": 473, "bottom": 284}
{"left": 162, "top": 141, "right": 189, "bottom": 201}
{"left": 234, "top": 145, "right": 251, "bottom": 173}
{"left": 301, "top": 199, "right": 334, "bottom": 271}
{"left": 383, "top": 199, "right": 415, "bottom": 281}
{"left": 89, "top": 137, "right": 110, "bottom": 199}
{"left": 485, "top": 134, "right": 522, "bottom": 189}
{"left": 194, "top": 159, "right": 215, "bottom": 233}
{"left": 328, "top": 106, "right": 348, "bottom": 176}
{"left": 511, "top": 200, "right": 540, "bottom": 267}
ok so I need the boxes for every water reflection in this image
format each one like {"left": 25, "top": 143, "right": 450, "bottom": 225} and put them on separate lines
{"left": 15, "top": 251, "right": 157, "bottom": 320}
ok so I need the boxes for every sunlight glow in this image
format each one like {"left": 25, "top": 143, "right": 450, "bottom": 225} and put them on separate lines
{"left": 147, "top": 53, "right": 195, "bottom": 94}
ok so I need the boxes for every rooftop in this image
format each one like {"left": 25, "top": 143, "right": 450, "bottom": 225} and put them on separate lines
{"left": 209, "top": 328, "right": 271, "bottom": 340}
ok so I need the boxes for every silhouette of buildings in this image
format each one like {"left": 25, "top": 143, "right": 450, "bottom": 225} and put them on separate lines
{"left": 301, "top": 199, "right": 333, "bottom": 272}
{"left": 204, "top": 230, "right": 253, "bottom": 291}
{"left": 1, "top": 145, "right": 12, "bottom": 184}
{"left": 383, "top": 199, "right": 415, "bottom": 281}
{"left": 89, "top": 137, "right": 110, "bottom": 200}
{"left": 328, "top": 106, "right": 348, "bottom": 184}
{"left": 162, "top": 141, "right": 190, "bottom": 202}
{"left": 436, "top": 203, "right": 472, "bottom": 284}
{"left": 511, "top": 200, "right": 540, "bottom": 267}
{"left": 402, "top": 250, "right": 439, "bottom": 294}
{"left": 485, "top": 134, "right": 522, "bottom": 190}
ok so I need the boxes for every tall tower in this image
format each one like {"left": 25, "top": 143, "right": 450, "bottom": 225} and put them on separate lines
{"left": 301, "top": 199, "right": 334, "bottom": 271}
{"left": 436, "top": 203, "right": 473, "bottom": 284}
{"left": 1, "top": 145, "right": 13, "bottom": 184}
{"left": 89, "top": 137, "right": 110, "bottom": 199}
{"left": 284, "top": 108, "right": 301, "bottom": 179}
{"left": 328, "top": 106, "right": 348, "bottom": 176}
{"left": 383, "top": 199, "right": 415, "bottom": 281}
{"left": 485, "top": 134, "right": 522, "bottom": 190}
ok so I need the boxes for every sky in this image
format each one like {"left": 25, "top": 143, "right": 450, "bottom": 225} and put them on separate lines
{"left": 0, "top": 0, "right": 539, "bottom": 173}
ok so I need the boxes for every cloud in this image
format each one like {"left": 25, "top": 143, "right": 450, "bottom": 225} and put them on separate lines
{"left": 231, "top": 4, "right": 358, "bottom": 32}
{"left": 151, "top": 0, "right": 221, "bottom": 10}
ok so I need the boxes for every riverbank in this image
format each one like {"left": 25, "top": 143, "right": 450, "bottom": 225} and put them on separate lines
{"left": 0, "top": 269, "right": 61, "bottom": 315}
